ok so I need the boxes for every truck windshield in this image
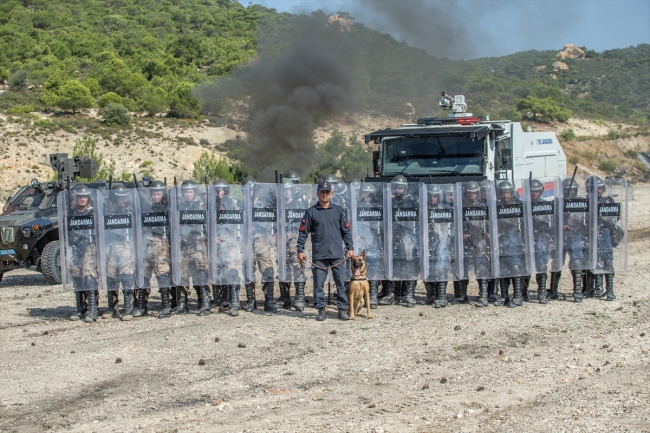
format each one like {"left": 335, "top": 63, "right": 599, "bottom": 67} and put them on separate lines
{"left": 383, "top": 135, "right": 485, "bottom": 177}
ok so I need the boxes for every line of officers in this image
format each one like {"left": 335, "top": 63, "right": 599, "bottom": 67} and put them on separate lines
{"left": 57, "top": 171, "right": 628, "bottom": 322}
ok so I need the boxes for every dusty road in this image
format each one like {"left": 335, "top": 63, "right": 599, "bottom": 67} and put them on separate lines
{"left": 1, "top": 186, "right": 649, "bottom": 433}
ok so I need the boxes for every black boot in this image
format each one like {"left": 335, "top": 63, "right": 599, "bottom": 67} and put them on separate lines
{"left": 70, "top": 290, "right": 86, "bottom": 321}
{"left": 210, "top": 285, "right": 223, "bottom": 309}
{"left": 244, "top": 283, "right": 256, "bottom": 312}
{"left": 263, "top": 282, "right": 277, "bottom": 313}
{"left": 103, "top": 290, "right": 120, "bottom": 319}
{"left": 495, "top": 278, "right": 509, "bottom": 306}
{"left": 475, "top": 279, "right": 489, "bottom": 307}
{"left": 583, "top": 271, "right": 596, "bottom": 297}
{"left": 595, "top": 274, "right": 605, "bottom": 298}
{"left": 521, "top": 276, "right": 530, "bottom": 302}
{"left": 378, "top": 280, "right": 396, "bottom": 305}
{"left": 294, "top": 282, "right": 306, "bottom": 312}
{"left": 536, "top": 273, "right": 548, "bottom": 304}
{"left": 405, "top": 281, "right": 416, "bottom": 308}
{"left": 435, "top": 282, "right": 449, "bottom": 308}
{"left": 604, "top": 273, "right": 616, "bottom": 301}
{"left": 571, "top": 270, "right": 583, "bottom": 303}
{"left": 220, "top": 285, "right": 231, "bottom": 308}
{"left": 368, "top": 281, "right": 379, "bottom": 309}
{"left": 122, "top": 289, "right": 134, "bottom": 319}
{"left": 279, "top": 282, "right": 292, "bottom": 309}
{"left": 378, "top": 280, "right": 388, "bottom": 299}
{"left": 487, "top": 279, "right": 499, "bottom": 303}
{"left": 159, "top": 287, "right": 171, "bottom": 319}
{"left": 170, "top": 285, "right": 177, "bottom": 309}
{"left": 451, "top": 280, "right": 469, "bottom": 304}
{"left": 453, "top": 281, "right": 460, "bottom": 299}
{"left": 198, "top": 286, "right": 211, "bottom": 316}
{"left": 510, "top": 277, "right": 523, "bottom": 307}
{"left": 85, "top": 289, "right": 98, "bottom": 322}
{"left": 228, "top": 285, "right": 241, "bottom": 316}
{"left": 171, "top": 287, "right": 187, "bottom": 315}
{"left": 548, "top": 271, "right": 560, "bottom": 300}
{"left": 424, "top": 282, "right": 435, "bottom": 305}
{"left": 133, "top": 289, "right": 149, "bottom": 317}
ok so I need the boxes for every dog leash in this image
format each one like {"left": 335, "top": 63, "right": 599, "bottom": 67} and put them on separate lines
{"left": 298, "top": 256, "right": 349, "bottom": 275}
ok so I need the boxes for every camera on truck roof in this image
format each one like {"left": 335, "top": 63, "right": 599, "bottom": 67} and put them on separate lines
{"left": 49, "top": 153, "right": 99, "bottom": 181}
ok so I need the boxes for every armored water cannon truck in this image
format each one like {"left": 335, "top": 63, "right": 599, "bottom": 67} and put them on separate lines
{"left": 364, "top": 92, "right": 566, "bottom": 184}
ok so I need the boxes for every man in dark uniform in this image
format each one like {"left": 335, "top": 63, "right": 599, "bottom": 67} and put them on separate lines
{"left": 297, "top": 180, "right": 354, "bottom": 321}
{"left": 529, "top": 179, "right": 552, "bottom": 304}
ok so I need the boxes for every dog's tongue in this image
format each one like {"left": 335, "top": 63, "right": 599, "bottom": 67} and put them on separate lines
{"left": 355, "top": 269, "right": 360, "bottom": 276}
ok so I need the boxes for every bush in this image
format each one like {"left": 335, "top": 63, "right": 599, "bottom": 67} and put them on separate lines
{"left": 496, "top": 106, "right": 522, "bottom": 121}
{"left": 624, "top": 149, "right": 638, "bottom": 159}
{"left": 98, "top": 92, "right": 123, "bottom": 107}
{"left": 607, "top": 130, "right": 618, "bottom": 140}
{"left": 560, "top": 129, "right": 576, "bottom": 141}
{"left": 0, "top": 67, "right": 8, "bottom": 82}
{"left": 100, "top": 103, "right": 131, "bottom": 126}
{"left": 168, "top": 82, "right": 201, "bottom": 118}
{"left": 192, "top": 151, "right": 238, "bottom": 183}
{"left": 598, "top": 159, "right": 617, "bottom": 172}
{"left": 568, "top": 155, "right": 580, "bottom": 165}
{"left": 55, "top": 80, "right": 95, "bottom": 114}
{"left": 8, "top": 70, "right": 29, "bottom": 90}
{"left": 629, "top": 111, "right": 648, "bottom": 128}
{"left": 6, "top": 105, "right": 35, "bottom": 114}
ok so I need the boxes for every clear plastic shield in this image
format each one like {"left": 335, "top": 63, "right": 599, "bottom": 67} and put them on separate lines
{"left": 133, "top": 186, "right": 172, "bottom": 289}
{"left": 592, "top": 180, "right": 628, "bottom": 274}
{"left": 561, "top": 175, "right": 595, "bottom": 272}
{"left": 523, "top": 177, "right": 563, "bottom": 274}
{"left": 97, "top": 187, "right": 137, "bottom": 291}
{"left": 58, "top": 189, "right": 104, "bottom": 291}
{"left": 385, "top": 182, "right": 424, "bottom": 280}
{"left": 244, "top": 183, "right": 278, "bottom": 283}
{"left": 459, "top": 181, "right": 497, "bottom": 280}
{"left": 278, "top": 183, "right": 312, "bottom": 283}
{"left": 208, "top": 184, "right": 246, "bottom": 285}
{"left": 494, "top": 179, "right": 533, "bottom": 278}
{"left": 170, "top": 184, "right": 209, "bottom": 286}
{"left": 423, "top": 184, "right": 461, "bottom": 282}
{"left": 349, "top": 182, "right": 386, "bottom": 281}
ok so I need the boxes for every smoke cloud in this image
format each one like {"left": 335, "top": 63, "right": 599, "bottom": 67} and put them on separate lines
{"left": 199, "top": 17, "right": 352, "bottom": 182}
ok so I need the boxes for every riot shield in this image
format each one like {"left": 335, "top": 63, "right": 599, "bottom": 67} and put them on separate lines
{"left": 96, "top": 187, "right": 138, "bottom": 292}
{"left": 208, "top": 184, "right": 246, "bottom": 285}
{"left": 170, "top": 184, "right": 209, "bottom": 286}
{"left": 244, "top": 182, "right": 279, "bottom": 283}
{"left": 523, "top": 177, "right": 563, "bottom": 274}
{"left": 278, "top": 183, "right": 312, "bottom": 283}
{"left": 561, "top": 175, "right": 595, "bottom": 272}
{"left": 423, "top": 184, "right": 462, "bottom": 282}
{"left": 349, "top": 182, "right": 386, "bottom": 281}
{"left": 459, "top": 181, "right": 497, "bottom": 281}
{"left": 58, "top": 188, "right": 104, "bottom": 291}
{"left": 385, "top": 182, "right": 424, "bottom": 281}
{"left": 133, "top": 186, "right": 172, "bottom": 289}
{"left": 591, "top": 180, "right": 628, "bottom": 274}
{"left": 493, "top": 180, "right": 533, "bottom": 279}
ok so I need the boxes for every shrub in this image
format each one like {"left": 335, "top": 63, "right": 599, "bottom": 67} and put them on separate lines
{"left": 98, "top": 92, "right": 123, "bottom": 107}
{"left": 560, "top": 129, "right": 576, "bottom": 141}
{"left": 6, "top": 105, "right": 35, "bottom": 114}
{"left": 8, "top": 70, "right": 28, "bottom": 90}
{"left": 55, "top": 80, "right": 95, "bottom": 114}
{"left": 598, "top": 159, "right": 617, "bottom": 172}
{"left": 624, "top": 149, "right": 638, "bottom": 159}
{"left": 192, "top": 151, "right": 238, "bottom": 183}
{"left": 100, "top": 103, "right": 131, "bottom": 126}
{"left": 568, "top": 155, "right": 580, "bottom": 165}
{"left": 607, "top": 130, "right": 618, "bottom": 140}
{"left": 168, "top": 82, "right": 201, "bottom": 118}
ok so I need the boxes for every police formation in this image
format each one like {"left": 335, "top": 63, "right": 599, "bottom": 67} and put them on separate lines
{"left": 57, "top": 172, "right": 628, "bottom": 322}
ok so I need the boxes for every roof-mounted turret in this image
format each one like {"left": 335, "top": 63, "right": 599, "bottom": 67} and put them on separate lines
{"left": 439, "top": 91, "right": 473, "bottom": 118}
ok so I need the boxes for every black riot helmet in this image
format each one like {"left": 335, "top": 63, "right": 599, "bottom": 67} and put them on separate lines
{"left": 442, "top": 184, "right": 454, "bottom": 202}
{"left": 585, "top": 175, "right": 605, "bottom": 194}
{"left": 530, "top": 179, "right": 544, "bottom": 194}
{"left": 110, "top": 183, "right": 130, "bottom": 201}
{"left": 427, "top": 184, "right": 442, "bottom": 197}
{"left": 349, "top": 178, "right": 361, "bottom": 189}
{"left": 241, "top": 176, "right": 256, "bottom": 186}
{"left": 281, "top": 177, "right": 295, "bottom": 193}
{"left": 180, "top": 179, "right": 197, "bottom": 191}
{"left": 562, "top": 177, "right": 579, "bottom": 195}
{"left": 497, "top": 180, "right": 514, "bottom": 199}
{"left": 360, "top": 182, "right": 376, "bottom": 197}
{"left": 72, "top": 183, "right": 92, "bottom": 196}
{"left": 391, "top": 175, "right": 407, "bottom": 198}
{"left": 283, "top": 171, "right": 300, "bottom": 184}
{"left": 464, "top": 181, "right": 480, "bottom": 195}
{"left": 212, "top": 178, "right": 229, "bottom": 195}
{"left": 149, "top": 180, "right": 166, "bottom": 192}
{"left": 321, "top": 173, "right": 339, "bottom": 184}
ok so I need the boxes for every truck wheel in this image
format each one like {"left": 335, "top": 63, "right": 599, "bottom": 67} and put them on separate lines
{"left": 41, "top": 241, "right": 62, "bottom": 285}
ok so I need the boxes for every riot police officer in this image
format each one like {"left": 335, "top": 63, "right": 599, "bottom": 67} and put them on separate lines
{"left": 479, "top": 179, "right": 499, "bottom": 302}
{"left": 241, "top": 176, "right": 259, "bottom": 312}
{"left": 442, "top": 184, "right": 462, "bottom": 303}
{"left": 68, "top": 184, "right": 99, "bottom": 322}
{"left": 356, "top": 182, "right": 384, "bottom": 308}
{"left": 529, "top": 179, "right": 552, "bottom": 304}
{"left": 558, "top": 177, "right": 589, "bottom": 302}
{"left": 493, "top": 181, "right": 526, "bottom": 308}
{"left": 137, "top": 180, "right": 173, "bottom": 318}
{"left": 424, "top": 184, "right": 453, "bottom": 308}
{"left": 175, "top": 179, "right": 211, "bottom": 316}
{"left": 104, "top": 183, "right": 136, "bottom": 320}
{"left": 380, "top": 175, "right": 418, "bottom": 307}
{"left": 278, "top": 177, "right": 310, "bottom": 311}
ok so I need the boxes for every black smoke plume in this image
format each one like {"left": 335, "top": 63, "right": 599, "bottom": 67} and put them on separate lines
{"left": 198, "top": 16, "right": 352, "bottom": 182}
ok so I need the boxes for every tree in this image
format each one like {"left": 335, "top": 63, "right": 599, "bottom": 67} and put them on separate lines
{"left": 629, "top": 111, "right": 648, "bottom": 128}
{"left": 84, "top": 78, "right": 100, "bottom": 97}
{"left": 168, "top": 81, "right": 201, "bottom": 118}
{"left": 98, "top": 92, "right": 123, "bottom": 107}
{"left": 8, "top": 70, "right": 28, "bottom": 90}
{"left": 516, "top": 96, "right": 572, "bottom": 122}
{"left": 192, "top": 151, "right": 239, "bottom": 183}
{"left": 55, "top": 80, "right": 95, "bottom": 114}
{"left": 142, "top": 86, "right": 168, "bottom": 116}
{"left": 100, "top": 103, "right": 131, "bottom": 126}
{"left": 99, "top": 58, "right": 131, "bottom": 94}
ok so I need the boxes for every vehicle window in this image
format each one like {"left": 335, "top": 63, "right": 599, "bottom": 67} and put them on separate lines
{"left": 383, "top": 135, "right": 485, "bottom": 176}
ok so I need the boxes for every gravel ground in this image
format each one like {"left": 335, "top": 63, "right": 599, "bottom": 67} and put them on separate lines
{"left": 1, "top": 187, "right": 649, "bottom": 433}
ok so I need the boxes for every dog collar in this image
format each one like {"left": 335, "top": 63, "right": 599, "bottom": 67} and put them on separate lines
{"left": 350, "top": 277, "right": 367, "bottom": 281}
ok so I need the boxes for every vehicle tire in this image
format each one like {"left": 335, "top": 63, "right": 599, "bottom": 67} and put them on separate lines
{"left": 41, "top": 241, "right": 62, "bottom": 285}
{"left": 0, "top": 273, "right": 3, "bottom": 283}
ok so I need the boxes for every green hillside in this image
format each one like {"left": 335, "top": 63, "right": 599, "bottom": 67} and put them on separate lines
{"left": 0, "top": 1, "right": 648, "bottom": 126}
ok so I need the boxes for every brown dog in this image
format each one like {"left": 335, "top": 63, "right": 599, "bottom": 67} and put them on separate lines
{"left": 347, "top": 250, "right": 373, "bottom": 320}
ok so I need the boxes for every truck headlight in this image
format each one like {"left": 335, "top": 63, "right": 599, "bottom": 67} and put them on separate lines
{"left": 22, "top": 227, "right": 32, "bottom": 238}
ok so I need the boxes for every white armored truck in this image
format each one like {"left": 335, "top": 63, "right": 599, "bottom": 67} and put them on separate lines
{"left": 364, "top": 92, "right": 566, "bottom": 184}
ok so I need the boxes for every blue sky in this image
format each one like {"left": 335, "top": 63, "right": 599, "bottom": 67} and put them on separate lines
{"left": 247, "top": 0, "right": 650, "bottom": 59}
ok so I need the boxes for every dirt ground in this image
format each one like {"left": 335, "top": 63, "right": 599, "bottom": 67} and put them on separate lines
{"left": 1, "top": 188, "right": 649, "bottom": 433}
